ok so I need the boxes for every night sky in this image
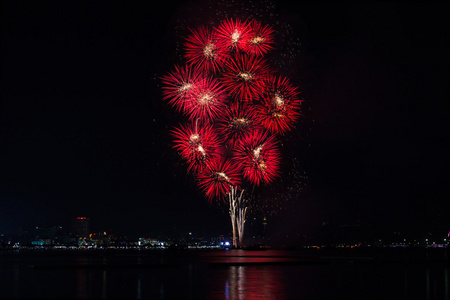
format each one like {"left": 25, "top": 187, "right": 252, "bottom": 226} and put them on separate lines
{"left": 1, "top": 1, "right": 449, "bottom": 241}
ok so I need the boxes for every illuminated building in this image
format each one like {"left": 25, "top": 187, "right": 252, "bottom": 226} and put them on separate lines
{"left": 72, "top": 217, "right": 90, "bottom": 238}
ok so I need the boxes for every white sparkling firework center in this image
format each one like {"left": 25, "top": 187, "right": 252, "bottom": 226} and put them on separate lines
{"left": 203, "top": 43, "right": 215, "bottom": 58}
{"left": 217, "top": 172, "right": 230, "bottom": 181}
{"left": 231, "top": 30, "right": 240, "bottom": 44}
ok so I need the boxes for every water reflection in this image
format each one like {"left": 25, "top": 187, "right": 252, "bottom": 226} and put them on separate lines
{"left": 445, "top": 268, "right": 449, "bottom": 299}
{"left": 77, "top": 268, "right": 87, "bottom": 298}
{"left": 102, "top": 270, "right": 107, "bottom": 299}
{"left": 160, "top": 282, "right": 165, "bottom": 299}
{"left": 136, "top": 277, "right": 141, "bottom": 300}
{"left": 2, "top": 250, "right": 449, "bottom": 299}
{"left": 214, "top": 265, "right": 286, "bottom": 300}
{"left": 12, "top": 263, "right": 19, "bottom": 298}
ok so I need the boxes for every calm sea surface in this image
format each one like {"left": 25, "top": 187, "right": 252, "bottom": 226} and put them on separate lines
{"left": 1, "top": 249, "right": 449, "bottom": 299}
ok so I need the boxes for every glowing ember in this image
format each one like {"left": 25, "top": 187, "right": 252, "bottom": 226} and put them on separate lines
{"left": 197, "top": 145, "right": 206, "bottom": 156}
{"left": 233, "top": 118, "right": 249, "bottom": 127}
{"left": 253, "top": 144, "right": 263, "bottom": 159}
{"left": 203, "top": 43, "right": 215, "bottom": 59}
{"left": 238, "top": 72, "right": 253, "bottom": 81}
{"left": 199, "top": 92, "right": 214, "bottom": 105}
{"left": 272, "top": 93, "right": 284, "bottom": 107}
{"left": 217, "top": 172, "right": 230, "bottom": 181}
{"left": 179, "top": 83, "right": 193, "bottom": 92}
{"left": 231, "top": 30, "right": 240, "bottom": 44}
{"left": 190, "top": 133, "right": 199, "bottom": 142}
{"left": 258, "top": 160, "right": 266, "bottom": 171}
{"left": 250, "top": 36, "right": 265, "bottom": 45}
{"left": 271, "top": 111, "right": 285, "bottom": 118}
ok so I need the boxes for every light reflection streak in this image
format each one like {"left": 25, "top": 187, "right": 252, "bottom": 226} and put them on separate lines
{"left": 159, "top": 283, "right": 164, "bottom": 300}
{"left": 137, "top": 277, "right": 141, "bottom": 300}
{"left": 225, "top": 280, "right": 230, "bottom": 300}
{"left": 445, "top": 268, "right": 448, "bottom": 300}
{"left": 77, "top": 268, "right": 87, "bottom": 299}
{"left": 12, "top": 263, "right": 19, "bottom": 298}
{"left": 222, "top": 265, "right": 286, "bottom": 299}
{"left": 100, "top": 270, "right": 106, "bottom": 299}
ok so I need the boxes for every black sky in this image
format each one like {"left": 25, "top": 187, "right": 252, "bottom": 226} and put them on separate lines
{"left": 1, "top": 1, "right": 449, "bottom": 241}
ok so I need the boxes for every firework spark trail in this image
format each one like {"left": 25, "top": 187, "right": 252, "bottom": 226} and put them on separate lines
{"left": 233, "top": 130, "right": 281, "bottom": 186}
{"left": 217, "top": 101, "right": 261, "bottom": 147}
{"left": 244, "top": 20, "right": 275, "bottom": 56}
{"left": 184, "top": 77, "right": 228, "bottom": 122}
{"left": 228, "top": 187, "right": 247, "bottom": 248}
{"left": 161, "top": 65, "right": 202, "bottom": 113}
{"left": 216, "top": 18, "right": 252, "bottom": 52}
{"left": 196, "top": 159, "right": 242, "bottom": 201}
{"left": 255, "top": 75, "right": 302, "bottom": 134}
{"left": 171, "top": 122, "right": 223, "bottom": 173}
{"left": 221, "top": 53, "right": 271, "bottom": 101}
{"left": 184, "top": 26, "right": 227, "bottom": 73}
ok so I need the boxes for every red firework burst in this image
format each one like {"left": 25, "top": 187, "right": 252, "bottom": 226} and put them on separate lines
{"left": 184, "top": 26, "right": 227, "bottom": 73}
{"left": 233, "top": 130, "right": 280, "bottom": 186}
{"left": 171, "top": 121, "right": 222, "bottom": 173}
{"left": 217, "top": 101, "right": 261, "bottom": 148}
{"left": 196, "top": 159, "right": 242, "bottom": 201}
{"left": 222, "top": 53, "right": 270, "bottom": 101}
{"left": 161, "top": 65, "right": 201, "bottom": 113}
{"left": 184, "top": 77, "right": 228, "bottom": 122}
{"left": 255, "top": 75, "right": 302, "bottom": 134}
{"left": 215, "top": 18, "right": 252, "bottom": 52}
{"left": 244, "top": 20, "right": 275, "bottom": 56}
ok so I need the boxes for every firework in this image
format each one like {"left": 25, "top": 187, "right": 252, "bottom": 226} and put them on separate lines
{"left": 184, "top": 77, "right": 228, "bottom": 122}
{"left": 216, "top": 18, "right": 251, "bottom": 52}
{"left": 233, "top": 130, "right": 280, "bottom": 185}
{"left": 196, "top": 159, "right": 242, "bottom": 201}
{"left": 217, "top": 101, "right": 260, "bottom": 147}
{"left": 244, "top": 20, "right": 275, "bottom": 56}
{"left": 255, "top": 75, "right": 302, "bottom": 134}
{"left": 171, "top": 121, "right": 222, "bottom": 173}
{"left": 161, "top": 65, "right": 201, "bottom": 113}
{"left": 221, "top": 53, "right": 270, "bottom": 101}
{"left": 162, "top": 16, "right": 304, "bottom": 248}
{"left": 184, "top": 26, "right": 227, "bottom": 73}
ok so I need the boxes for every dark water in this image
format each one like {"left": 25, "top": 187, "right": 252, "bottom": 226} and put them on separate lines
{"left": 1, "top": 249, "right": 449, "bottom": 299}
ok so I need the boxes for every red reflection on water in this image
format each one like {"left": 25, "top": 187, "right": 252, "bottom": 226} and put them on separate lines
{"left": 77, "top": 268, "right": 87, "bottom": 298}
{"left": 207, "top": 250, "right": 299, "bottom": 264}
{"left": 211, "top": 265, "right": 286, "bottom": 300}
{"left": 205, "top": 250, "right": 298, "bottom": 299}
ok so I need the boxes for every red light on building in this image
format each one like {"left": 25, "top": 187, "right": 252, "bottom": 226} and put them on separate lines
{"left": 72, "top": 217, "right": 90, "bottom": 238}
